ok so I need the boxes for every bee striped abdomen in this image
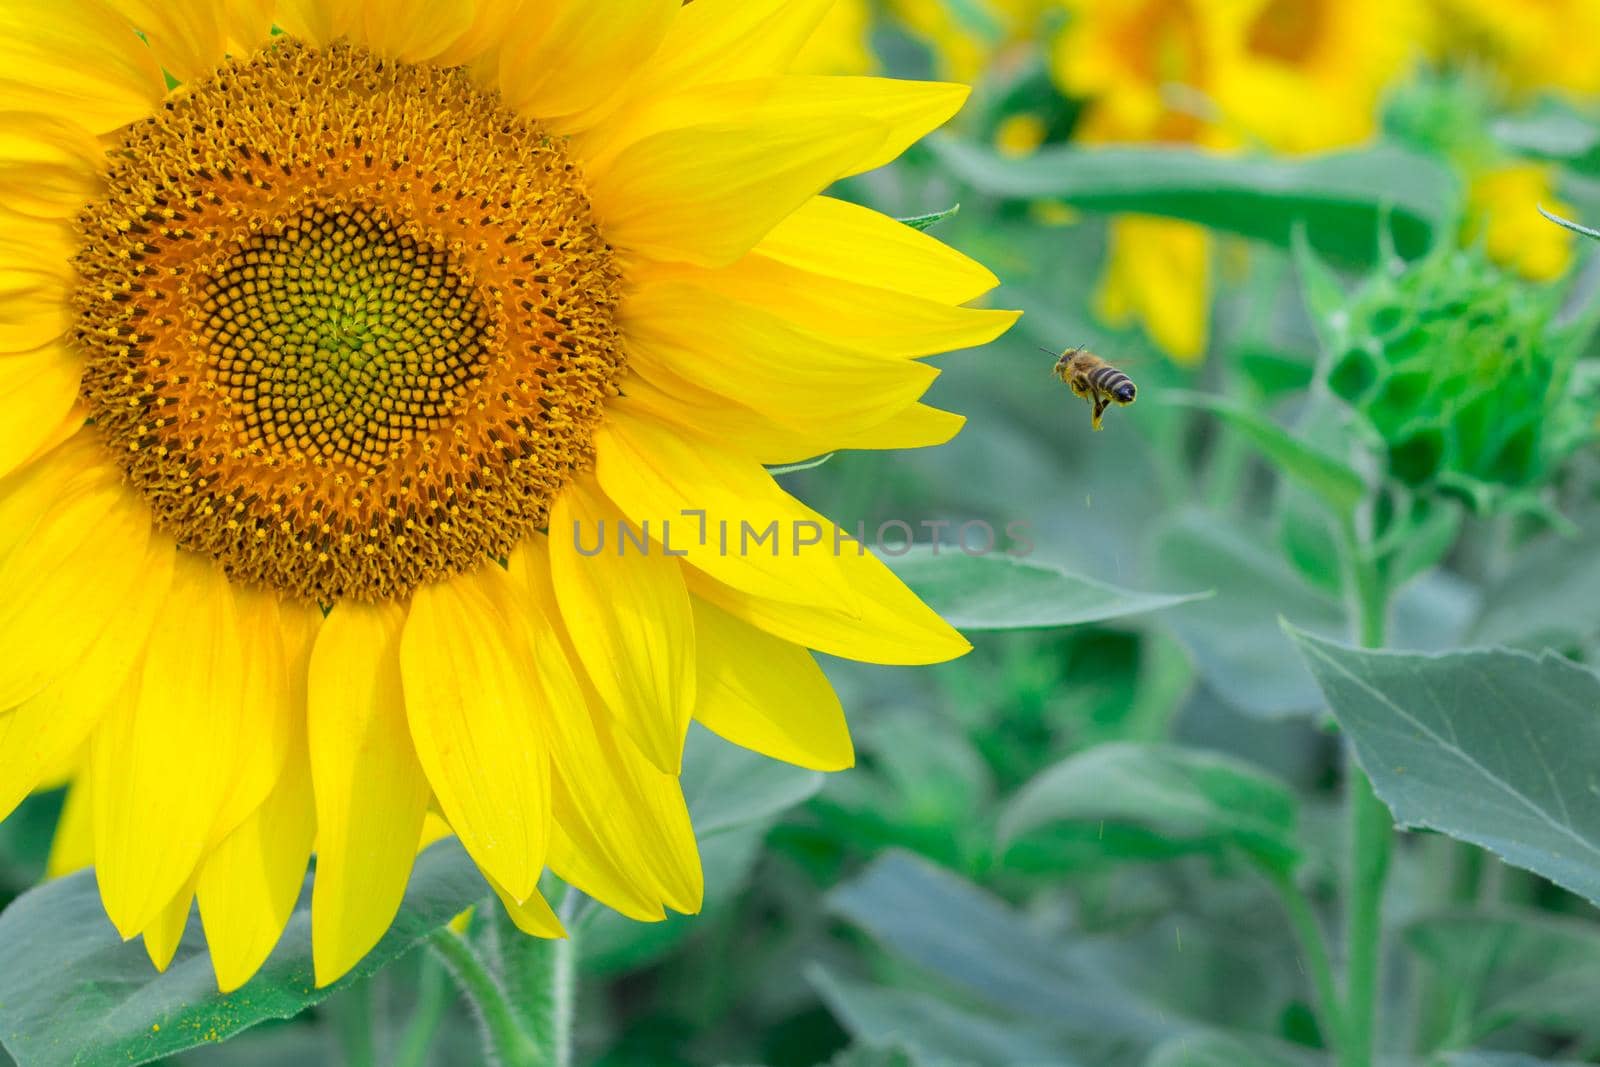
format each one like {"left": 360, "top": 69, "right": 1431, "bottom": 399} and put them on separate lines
{"left": 1089, "top": 365, "right": 1137, "bottom": 403}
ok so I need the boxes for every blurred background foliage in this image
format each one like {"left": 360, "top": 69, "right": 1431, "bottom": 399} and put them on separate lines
{"left": 9, "top": 1, "right": 1600, "bottom": 1065}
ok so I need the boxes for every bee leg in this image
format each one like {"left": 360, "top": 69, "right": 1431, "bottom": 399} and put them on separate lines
{"left": 1091, "top": 395, "right": 1109, "bottom": 431}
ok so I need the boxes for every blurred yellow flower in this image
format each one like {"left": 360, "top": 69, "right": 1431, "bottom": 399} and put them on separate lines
{"left": 1096, "top": 215, "right": 1213, "bottom": 364}
{"left": 1465, "top": 161, "right": 1575, "bottom": 281}
{"left": 1051, "top": 0, "right": 1229, "bottom": 363}
{"left": 892, "top": 0, "right": 1045, "bottom": 84}
{"left": 996, "top": 113, "right": 1050, "bottom": 157}
{"left": 1430, "top": 0, "right": 1600, "bottom": 98}
{"left": 1218, "top": 0, "right": 1423, "bottom": 153}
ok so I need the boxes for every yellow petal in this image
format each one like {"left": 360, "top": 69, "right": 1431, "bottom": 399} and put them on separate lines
{"left": 0, "top": 218, "right": 74, "bottom": 353}
{"left": 46, "top": 766, "right": 93, "bottom": 878}
{"left": 0, "top": 112, "right": 104, "bottom": 221}
{"left": 198, "top": 602, "right": 320, "bottom": 993}
{"left": 0, "top": 531, "right": 172, "bottom": 822}
{"left": 0, "top": 0, "right": 164, "bottom": 135}
{"left": 143, "top": 879, "right": 196, "bottom": 972}
{"left": 623, "top": 0, "right": 836, "bottom": 98}
{"left": 621, "top": 281, "right": 938, "bottom": 432}
{"left": 402, "top": 567, "right": 550, "bottom": 903}
{"left": 588, "top": 115, "right": 883, "bottom": 269}
{"left": 547, "top": 476, "right": 695, "bottom": 772}
{"left": 685, "top": 548, "right": 971, "bottom": 667}
{"left": 508, "top": 538, "right": 703, "bottom": 914}
{"left": 761, "top": 196, "right": 1000, "bottom": 306}
{"left": 273, "top": 0, "right": 360, "bottom": 47}
{"left": 198, "top": 749, "right": 316, "bottom": 992}
{"left": 0, "top": 343, "right": 84, "bottom": 489}
{"left": 832, "top": 402, "right": 966, "bottom": 452}
{"left": 219, "top": 0, "right": 276, "bottom": 54}
{"left": 492, "top": 0, "right": 676, "bottom": 128}
{"left": 486, "top": 874, "right": 566, "bottom": 939}
{"left": 353, "top": 0, "right": 476, "bottom": 63}
{"left": 308, "top": 600, "right": 431, "bottom": 987}
{"left": 592, "top": 408, "right": 859, "bottom": 610}
{"left": 692, "top": 597, "right": 853, "bottom": 771}
{"left": 111, "top": 0, "right": 227, "bottom": 85}
{"left": 645, "top": 254, "right": 1019, "bottom": 358}
{"left": 610, "top": 373, "right": 841, "bottom": 466}
{"left": 93, "top": 553, "right": 245, "bottom": 938}
{"left": 207, "top": 586, "right": 291, "bottom": 845}
{"left": 0, "top": 454, "right": 154, "bottom": 710}
{"left": 1096, "top": 216, "right": 1211, "bottom": 365}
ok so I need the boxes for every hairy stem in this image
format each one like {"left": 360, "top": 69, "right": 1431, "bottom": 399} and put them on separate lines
{"left": 428, "top": 926, "right": 542, "bottom": 1067}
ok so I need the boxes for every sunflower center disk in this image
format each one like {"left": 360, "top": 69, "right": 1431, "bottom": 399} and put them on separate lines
{"left": 206, "top": 206, "right": 491, "bottom": 467}
{"left": 72, "top": 41, "right": 625, "bottom": 604}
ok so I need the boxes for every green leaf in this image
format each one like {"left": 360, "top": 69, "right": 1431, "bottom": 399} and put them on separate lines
{"left": 1144, "top": 1032, "right": 1328, "bottom": 1067}
{"left": 1407, "top": 909, "right": 1600, "bottom": 1044}
{"left": 884, "top": 546, "right": 1208, "bottom": 631}
{"left": 1287, "top": 628, "right": 1600, "bottom": 906}
{"left": 826, "top": 850, "right": 1192, "bottom": 1054}
{"left": 997, "top": 742, "right": 1300, "bottom": 873}
{"left": 0, "top": 840, "right": 483, "bottom": 1067}
{"left": 930, "top": 140, "right": 1456, "bottom": 265}
{"left": 1469, "top": 520, "right": 1600, "bottom": 648}
{"left": 765, "top": 453, "right": 834, "bottom": 477}
{"left": 896, "top": 204, "right": 960, "bottom": 232}
{"left": 1164, "top": 390, "right": 1368, "bottom": 516}
{"left": 810, "top": 966, "right": 1084, "bottom": 1067}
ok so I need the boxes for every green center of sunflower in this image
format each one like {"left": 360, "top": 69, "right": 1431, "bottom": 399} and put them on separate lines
{"left": 71, "top": 41, "right": 626, "bottom": 604}
{"left": 205, "top": 205, "right": 493, "bottom": 467}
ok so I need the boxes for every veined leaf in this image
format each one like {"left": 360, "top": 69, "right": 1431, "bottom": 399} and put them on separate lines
{"left": 0, "top": 727, "right": 819, "bottom": 1066}
{"left": 930, "top": 141, "right": 1456, "bottom": 265}
{"left": 1288, "top": 628, "right": 1600, "bottom": 907}
{"left": 997, "top": 742, "right": 1300, "bottom": 874}
{"left": 896, "top": 204, "right": 960, "bottom": 232}
{"left": 884, "top": 546, "right": 1208, "bottom": 631}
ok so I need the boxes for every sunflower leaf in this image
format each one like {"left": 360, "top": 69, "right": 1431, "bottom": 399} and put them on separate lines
{"left": 930, "top": 140, "right": 1457, "bottom": 265}
{"left": 0, "top": 839, "right": 483, "bottom": 1067}
{"left": 1288, "top": 627, "right": 1600, "bottom": 907}
{"left": 883, "top": 546, "right": 1209, "bottom": 631}
{"left": 897, "top": 204, "right": 961, "bottom": 232}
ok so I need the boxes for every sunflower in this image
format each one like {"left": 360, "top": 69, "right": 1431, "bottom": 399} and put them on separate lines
{"left": 0, "top": 0, "right": 1017, "bottom": 993}
{"left": 1051, "top": 0, "right": 1231, "bottom": 365}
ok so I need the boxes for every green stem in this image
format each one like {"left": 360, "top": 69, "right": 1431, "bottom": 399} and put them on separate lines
{"left": 493, "top": 896, "right": 579, "bottom": 1067}
{"left": 335, "top": 975, "right": 378, "bottom": 1067}
{"left": 428, "top": 927, "right": 542, "bottom": 1067}
{"left": 1338, "top": 518, "right": 1393, "bottom": 1067}
{"left": 393, "top": 950, "right": 450, "bottom": 1067}
{"left": 1269, "top": 870, "right": 1345, "bottom": 1051}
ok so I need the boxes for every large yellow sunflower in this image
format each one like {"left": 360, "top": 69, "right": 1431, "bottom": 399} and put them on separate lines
{"left": 0, "top": 0, "right": 1016, "bottom": 993}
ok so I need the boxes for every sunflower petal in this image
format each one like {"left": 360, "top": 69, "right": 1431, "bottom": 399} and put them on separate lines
{"left": 621, "top": 281, "right": 938, "bottom": 432}
{"left": 143, "top": 880, "right": 196, "bottom": 972}
{"left": 692, "top": 597, "right": 853, "bottom": 771}
{"left": 46, "top": 766, "right": 93, "bottom": 878}
{"left": 486, "top": 875, "right": 565, "bottom": 939}
{"left": 0, "top": 112, "right": 104, "bottom": 221}
{"left": 199, "top": 603, "right": 320, "bottom": 993}
{"left": 402, "top": 568, "right": 550, "bottom": 903}
{"left": 588, "top": 116, "right": 883, "bottom": 269}
{"left": 492, "top": 0, "right": 676, "bottom": 126}
{"left": 509, "top": 538, "right": 702, "bottom": 913}
{"left": 111, "top": 0, "right": 227, "bottom": 85}
{"left": 685, "top": 548, "right": 971, "bottom": 667}
{"left": 0, "top": 456, "right": 155, "bottom": 711}
{"left": 592, "top": 408, "right": 859, "bottom": 610}
{"left": 548, "top": 476, "right": 694, "bottom": 772}
{"left": 207, "top": 586, "right": 290, "bottom": 844}
{"left": 0, "top": 0, "right": 164, "bottom": 135}
{"left": 758, "top": 196, "right": 1001, "bottom": 305}
{"left": 0, "top": 218, "right": 74, "bottom": 353}
{"left": 308, "top": 600, "right": 430, "bottom": 987}
{"left": 831, "top": 402, "right": 966, "bottom": 451}
{"left": 93, "top": 553, "right": 245, "bottom": 938}
{"left": 0, "top": 531, "right": 172, "bottom": 823}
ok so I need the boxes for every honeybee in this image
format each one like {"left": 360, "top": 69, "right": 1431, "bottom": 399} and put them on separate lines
{"left": 1046, "top": 346, "right": 1137, "bottom": 431}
